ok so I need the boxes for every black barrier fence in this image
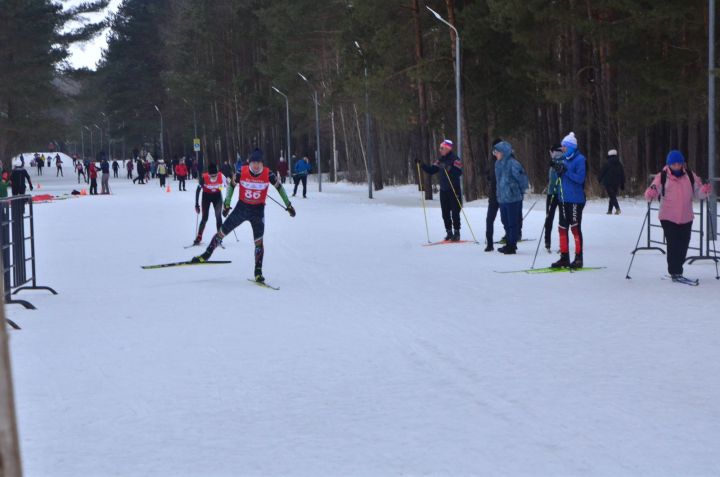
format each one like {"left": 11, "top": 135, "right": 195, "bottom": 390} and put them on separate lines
{"left": 632, "top": 198, "right": 720, "bottom": 265}
{"left": 0, "top": 195, "right": 56, "bottom": 313}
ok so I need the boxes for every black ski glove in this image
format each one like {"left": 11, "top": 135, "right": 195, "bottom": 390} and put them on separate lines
{"left": 287, "top": 204, "right": 296, "bottom": 217}
{"left": 195, "top": 205, "right": 200, "bottom": 214}
{"left": 553, "top": 162, "right": 566, "bottom": 176}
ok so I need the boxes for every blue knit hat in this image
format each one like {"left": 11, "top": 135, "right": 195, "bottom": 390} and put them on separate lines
{"left": 666, "top": 150, "right": 685, "bottom": 166}
{"left": 250, "top": 148, "right": 263, "bottom": 163}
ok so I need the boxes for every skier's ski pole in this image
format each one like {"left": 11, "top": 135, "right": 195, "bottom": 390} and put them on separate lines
{"left": 625, "top": 208, "right": 650, "bottom": 279}
{"left": 194, "top": 210, "right": 199, "bottom": 237}
{"left": 709, "top": 198, "right": 719, "bottom": 279}
{"left": 531, "top": 221, "right": 546, "bottom": 270}
{"left": 443, "top": 168, "right": 479, "bottom": 244}
{"left": 523, "top": 198, "right": 539, "bottom": 221}
{"left": 268, "top": 195, "right": 288, "bottom": 211}
{"left": 233, "top": 229, "right": 240, "bottom": 242}
{"left": 417, "top": 162, "right": 431, "bottom": 243}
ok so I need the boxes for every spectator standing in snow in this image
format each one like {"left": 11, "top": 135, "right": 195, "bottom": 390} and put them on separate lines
{"left": 37, "top": 155, "right": 44, "bottom": 176}
{"left": 544, "top": 144, "right": 563, "bottom": 253}
{"left": 88, "top": 162, "right": 99, "bottom": 195}
{"left": 100, "top": 158, "right": 110, "bottom": 194}
{"left": 193, "top": 163, "right": 224, "bottom": 245}
{"left": 55, "top": 154, "right": 63, "bottom": 177}
{"left": 493, "top": 140, "right": 528, "bottom": 254}
{"left": 112, "top": 159, "right": 119, "bottom": 178}
{"left": 157, "top": 159, "right": 168, "bottom": 188}
{"left": 175, "top": 160, "right": 188, "bottom": 191}
{"left": 10, "top": 157, "right": 33, "bottom": 195}
{"left": 126, "top": 159, "right": 134, "bottom": 179}
{"left": 277, "top": 156, "right": 288, "bottom": 184}
{"left": 551, "top": 132, "right": 587, "bottom": 269}
{"left": 645, "top": 150, "right": 711, "bottom": 280}
{"left": 292, "top": 155, "right": 312, "bottom": 199}
{"left": 484, "top": 139, "right": 501, "bottom": 251}
{"left": 419, "top": 139, "right": 463, "bottom": 241}
{"left": 598, "top": 149, "right": 625, "bottom": 215}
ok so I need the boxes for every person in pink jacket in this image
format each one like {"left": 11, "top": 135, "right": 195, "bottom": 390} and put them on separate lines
{"left": 645, "top": 150, "right": 712, "bottom": 279}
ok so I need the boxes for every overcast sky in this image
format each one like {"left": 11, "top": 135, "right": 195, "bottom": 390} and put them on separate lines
{"left": 65, "top": 0, "right": 122, "bottom": 70}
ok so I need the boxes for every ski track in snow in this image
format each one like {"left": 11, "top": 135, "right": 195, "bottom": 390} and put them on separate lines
{"left": 7, "top": 171, "right": 720, "bottom": 476}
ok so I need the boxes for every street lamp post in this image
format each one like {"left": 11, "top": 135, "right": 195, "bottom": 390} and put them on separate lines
{"left": 354, "top": 41, "right": 373, "bottom": 199}
{"left": 183, "top": 98, "right": 199, "bottom": 166}
{"left": 94, "top": 124, "right": 102, "bottom": 158}
{"left": 101, "top": 112, "right": 111, "bottom": 159}
{"left": 80, "top": 126, "right": 87, "bottom": 159}
{"left": 87, "top": 125, "right": 94, "bottom": 160}
{"left": 709, "top": 0, "right": 718, "bottom": 239}
{"left": 154, "top": 105, "right": 164, "bottom": 160}
{"left": 426, "top": 6, "right": 462, "bottom": 159}
{"left": 298, "top": 72, "right": 322, "bottom": 192}
{"left": 271, "top": 86, "right": 291, "bottom": 172}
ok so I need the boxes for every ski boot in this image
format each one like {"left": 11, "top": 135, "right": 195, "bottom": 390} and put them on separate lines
{"left": 615, "top": 209, "right": 621, "bottom": 215}
{"left": 484, "top": 244, "right": 494, "bottom": 252}
{"left": 444, "top": 229, "right": 453, "bottom": 241}
{"left": 451, "top": 229, "right": 460, "bottom": 242}
{"left": 190, "top": 254, "right": 207, "bottom": 264}
{"left": 569, "top": 253, "right": 583, "bottom": 269}
{"left": 551, "top": 253, "right": 570, "bottom": 269}
{"left": 192, "top": 235, "right": 202, "bottom": 246}
{"left": 497, "top": 245, "right": 516, "bottom": 255}
{"left": 254, "top": 267, "right": 265, "bottom": 283}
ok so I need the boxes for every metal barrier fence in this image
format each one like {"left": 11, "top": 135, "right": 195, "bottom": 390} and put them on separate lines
{"left": 632, "top": 197, "right": 719, "bottom": 265}
{"left": 0, "top": 195, "right": 56, "bottom": 314}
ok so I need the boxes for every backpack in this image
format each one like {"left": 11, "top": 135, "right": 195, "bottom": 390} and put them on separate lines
{"left": 660, "top": 168, "right": 695, "bottom": 197}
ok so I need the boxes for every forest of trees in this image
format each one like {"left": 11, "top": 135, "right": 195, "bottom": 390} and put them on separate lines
{"left": 0, "top": 0, "right": 717, "bottom": 200}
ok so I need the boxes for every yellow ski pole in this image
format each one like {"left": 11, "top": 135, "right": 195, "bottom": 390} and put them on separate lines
{"left": 443, "top": 167, "right": 479, "bottom": 243}
{"left": 417, "top": 162, "right": 431, "bottom": 243}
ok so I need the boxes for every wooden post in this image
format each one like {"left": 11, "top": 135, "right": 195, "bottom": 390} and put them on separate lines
{"left": 0, "top": 252, "right": 22, "bottom": 476}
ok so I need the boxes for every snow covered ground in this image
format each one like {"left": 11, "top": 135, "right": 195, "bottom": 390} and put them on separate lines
{"left": 7, "top": 169, "right": 720, "bottom": 476}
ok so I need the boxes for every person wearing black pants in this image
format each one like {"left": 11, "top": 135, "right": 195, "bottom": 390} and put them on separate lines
{"left": 544, "top": 145, "right": 563, "bottom": 252}
{"left": 598, "top": 149, "right": 625, "bottom": 214}
{"left": 193, "top": 163, "right": 224, "bottom": 245}
{"left": 660, "top": 221, "right": 692, "bottom": 277}
{"left": 484, "top": 139, "right": 501, "bottom": 251}
{"left": 419, "top": 139, "right": 463, "bottom": 241}
{"left": 645, "top": 150, "right": 712, "bottom": 279}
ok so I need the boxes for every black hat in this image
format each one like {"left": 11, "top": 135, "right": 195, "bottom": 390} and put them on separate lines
{"left": 250, "top": 148, "right": 263, "bottom": 163}
{"left": 208, "top": 163, "right": 217, "bottom": 174}
{"left": 550, "top": 144, "right": 563, "bottom": 152}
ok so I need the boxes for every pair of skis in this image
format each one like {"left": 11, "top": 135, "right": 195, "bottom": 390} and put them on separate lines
{"left": 494, "top": 266, "right": 606, "bottom": 274}
{"left": 141, "top": 260, "right": 279, "bottom": 290}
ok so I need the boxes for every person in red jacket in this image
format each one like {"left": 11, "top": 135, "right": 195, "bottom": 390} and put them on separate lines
{"left": 192, "top": 148, "right": 295, "bottom": 283}
{"left": 88, "top": 162, "right": 99, "bottom": 195}
{"left": 175, "top": 160, "right": 188, "bottom": 191}
{"left": 193, "top": 163, "right": 224, "bottom": 245}
{"left": 277, "top": 156, "right": 289, "bottom": 183}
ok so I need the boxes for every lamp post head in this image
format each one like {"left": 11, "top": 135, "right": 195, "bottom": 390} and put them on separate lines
{"left": 298, "top": 72, "right": 308, "bottom": 83}
{"left": 154, "top": 105, "right": 160, "bottom": 113}
{"left": 271, "top": 86, "right": 281, "bottom": 94}
{"left": 426, "top": 6, "right": 443, "bottom": 21}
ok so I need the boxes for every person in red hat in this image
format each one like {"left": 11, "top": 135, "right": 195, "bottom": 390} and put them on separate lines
{"left": 417, "top": 139, "right": 463, "bottom": 241}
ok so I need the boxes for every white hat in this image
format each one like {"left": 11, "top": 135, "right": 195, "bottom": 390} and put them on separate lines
{"left": 607, "top": 149, "right": 618, "bottom": 156}
{"left": 561, "top": 132, "right": 577, "bottom": 148}
{"left": 12, "top": 157, "right": 24, "bottom": 168}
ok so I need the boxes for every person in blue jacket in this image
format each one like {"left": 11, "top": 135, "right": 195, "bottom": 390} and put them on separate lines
{"left": 419, "top": 139, "right": 463, "bottom": 241}
{"left": 293, "top": 156, "right": 312, "bottom": 198}
{"left": 492, "top": 140, "right": 528, "bottom": 254}
{"left": 551, "top": 132, "right": 587, "bottom": 269}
